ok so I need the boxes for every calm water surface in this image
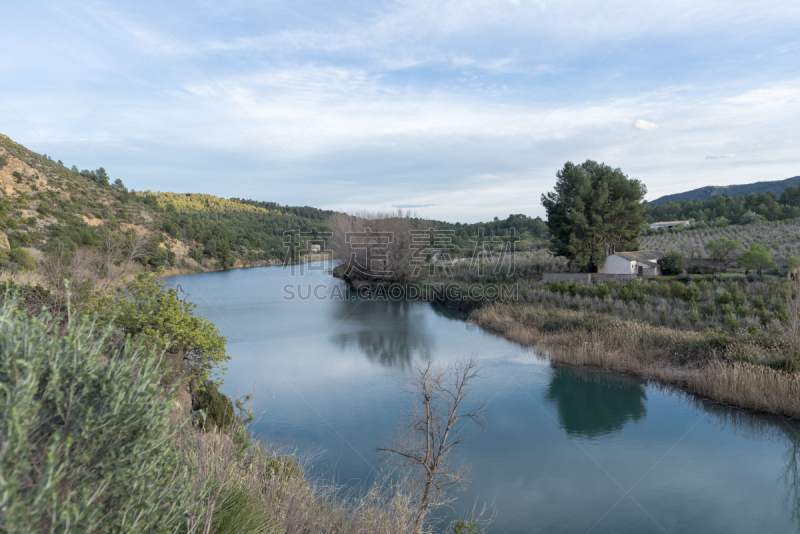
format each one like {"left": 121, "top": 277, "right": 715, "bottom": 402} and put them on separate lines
{"left": 168, "top": 263, "right": 800, "bottom": 533}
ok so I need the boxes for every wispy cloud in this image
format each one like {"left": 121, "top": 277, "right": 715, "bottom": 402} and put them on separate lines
{"left": 1, "top": 0, "right": 799, "bottom": 221}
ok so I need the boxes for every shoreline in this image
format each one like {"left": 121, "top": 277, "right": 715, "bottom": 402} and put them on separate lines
{"left": 158, "top": 253, "right": 332, "bottom": 279}
{"left": 470, "top": 302, "right": 800, "bottom": 419}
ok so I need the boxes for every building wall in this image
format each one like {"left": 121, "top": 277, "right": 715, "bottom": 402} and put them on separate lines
{"left": 598, "top": 255, "right": 635, "bottom": 275}
{"left": 636, "top": 263, "right": 660, "bottom": 277}
{"left": 592, "top": 273, "right": 637, "bottom": 281}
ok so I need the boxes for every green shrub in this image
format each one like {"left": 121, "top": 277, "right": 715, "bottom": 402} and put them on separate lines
{"left": 195, "top": 380, "right": 235, "bottom": 431}
{"left": 453, "top": 520, "right": 483, "bottom": 534}
{"left": 90, "top": 272, "right": 229, "bottom": 388}
{"left": 658, "top": 249, "right": 685, "bottom": 275}
{"left": 8, "top": 248, "right": 35, "bottom": 270}
{"left": 0, "top": 296, "right": 203, "bottom": 533}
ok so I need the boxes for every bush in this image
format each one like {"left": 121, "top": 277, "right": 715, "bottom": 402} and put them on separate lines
{"left": 90, "top": 272, "right": 229, "bottom": 388}
{"left": 194, "top": 380, "right": 235, "bottom": 431}
{"left": 658, "top": 249, "right": 685, "bottom": 275}
{"left": 453, "top": 520, "right": 483, "bottom": 534}
{"left": 0, "top": 296, "right": 203, "bottom": 533}
{"left": 8, "top": 248, "right": 35, "bottom": 270}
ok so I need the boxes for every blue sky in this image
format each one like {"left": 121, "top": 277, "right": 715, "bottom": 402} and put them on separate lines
{"left": 2, "top": 0, "right": 799, "bottom": 222}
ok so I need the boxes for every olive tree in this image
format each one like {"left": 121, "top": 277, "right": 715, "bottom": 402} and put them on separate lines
{"left": 704, "top": 237, "right": 742, "bottom": 268}
{"left": 738, "top": 242, "right": 776, "bottom": 275}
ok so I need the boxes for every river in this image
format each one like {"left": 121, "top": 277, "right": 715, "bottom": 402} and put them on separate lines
{"left": 167, "top": 262, "right": 800, "bottom": 533}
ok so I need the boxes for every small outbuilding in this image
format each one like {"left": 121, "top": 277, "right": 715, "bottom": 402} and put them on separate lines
{"left": 598, "top": 251, "right": 662, "bottom": 277}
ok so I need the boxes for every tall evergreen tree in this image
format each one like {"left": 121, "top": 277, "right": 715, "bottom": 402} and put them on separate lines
{"left": 541, "top": 160, "right": 647, "bottom": 271}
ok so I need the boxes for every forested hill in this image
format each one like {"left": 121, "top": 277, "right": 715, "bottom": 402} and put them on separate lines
{"left": 645, "top": 185, "right": 800, "bottom": 225}
{"left": 650, "top": 175, "right": 800, "bottom": 206}
{"left": 0, "top": 133, "right": 547, "bottom": 273}
{"left": 0, "top": 133, "right": 339, "bottom": 271}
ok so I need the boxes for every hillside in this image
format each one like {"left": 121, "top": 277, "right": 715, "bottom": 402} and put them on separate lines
{"left": 0, "top": 134, "right": 338, "bottom": 272}
{"left": 650, "top": 175, "right": 800, "bottom": 206}
{"left": 1, "top": 133, "right": 553, "bottom": 274}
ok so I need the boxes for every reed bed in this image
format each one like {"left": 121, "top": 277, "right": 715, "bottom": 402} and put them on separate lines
{"left": 470, "top": 303, "right": 800, "bottom": 419}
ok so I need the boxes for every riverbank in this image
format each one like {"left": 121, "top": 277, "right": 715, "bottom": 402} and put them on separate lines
{"left": 159, "top": 253, "right": 331, "bottom": 279}
{"left": 332, "top": 264, "right": 516, "bottom": 312}
{"left": 471, "top": 302, "right": 800, "bottom": 419}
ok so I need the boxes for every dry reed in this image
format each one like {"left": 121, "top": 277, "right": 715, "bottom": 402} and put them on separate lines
{"left": 470, "top": 303, "right": 800, "bottom": 419}
{"left": 179, "top": 427, "right": 420, "bottom": 534}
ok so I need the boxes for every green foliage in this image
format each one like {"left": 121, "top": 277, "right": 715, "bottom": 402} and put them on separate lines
{"left": 739, "top": 211, "right": 764, "bottom": 225}
{"left": 195, "top": 380, "right": 236, "bottom": 431}
{"left": 705, "top": 237, "right": 742, "bottom": 265}
{"left": 738, "top": 242, "right": 776, "bottom": 275}
{"left": 647, "top": 186, "right": 800, "bottom": 225}
{"left": 93, "top": 272, "right": 229, "bottom": 387}
{"left": 453, "top": 520, "right": 483, "bottom": 534}
{"left": 651, "top": 176, "right": 800, "bottom": 205}
{"left": 541, "top": 160, "right": 647, "bottom": 271}
{"left": 658, "top": 249, "right": 685, "bottom": 275}
{"left": 208, "top": 483, "right": 280, "bottom": 534}
{"left": 0, "top": 248, "right": 36, "bottom": 271}
{"left": 0, "top": 296, "right": 202, "bottom": 533}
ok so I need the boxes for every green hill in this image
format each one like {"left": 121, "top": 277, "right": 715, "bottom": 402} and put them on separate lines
{"left": 0, "top": 133, "right": 336, "bottom": 271}
{"left": 650, "top": 175, "right": 800, "bottom": 206}
{"left": 1, "top": 132, "right": 547, "bottom": 273}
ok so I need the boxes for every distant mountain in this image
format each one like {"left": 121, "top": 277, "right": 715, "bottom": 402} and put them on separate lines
{"left": 649, "top": 175, "right": 800, "bottom": 206}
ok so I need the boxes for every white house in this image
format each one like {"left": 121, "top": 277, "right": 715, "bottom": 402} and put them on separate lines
{"left": 598, "top": 251, "right": 663, "bottom": 277}
{"left": 649, "top": 220, "right": 690, "bottom": 229}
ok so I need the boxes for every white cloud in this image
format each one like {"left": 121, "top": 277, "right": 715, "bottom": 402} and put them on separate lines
{"left": 635, "top": 119, "right": 659, "bottom": 131}
{"left": 2, "top": 0, "right": 800, "bottom": 221}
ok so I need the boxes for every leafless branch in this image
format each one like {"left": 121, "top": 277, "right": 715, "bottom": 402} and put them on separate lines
{"left": 377, "top": 355, "right": 487, "bottom": 534}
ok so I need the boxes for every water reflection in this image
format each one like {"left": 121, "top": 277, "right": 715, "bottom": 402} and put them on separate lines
{"left": 545, "top": 368, "right": 647, "bottom": 439}
{"left": 679, "top": 394, "right": 800, "bottom": 531}
{"left": 330, "top": 293, "right": 434, "bottom": 368}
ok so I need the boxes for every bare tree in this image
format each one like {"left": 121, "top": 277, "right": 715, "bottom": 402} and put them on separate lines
{"left": 377, "top": 356, "right": 487, "bottom": 534}
{"left": 327, "top": 210, "right": 419, "bottom": 280}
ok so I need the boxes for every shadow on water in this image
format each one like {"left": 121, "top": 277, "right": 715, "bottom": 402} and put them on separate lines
{"left": 546, "top": 366, "right": 800, "bottom": 529}
{"left": 545, "top": 367, "right": 647, "bottom": 439}
{"left": 329, "top": 290, "right": 434, "bottom": 369}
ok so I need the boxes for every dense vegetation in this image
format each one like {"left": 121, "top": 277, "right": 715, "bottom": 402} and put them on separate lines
{"left": 0, "top": 291, "right": 428, "bottom": 533}
{"left": 646, "top": 187, "right": 800, "bottom": 225}
{"left": 649, "top": 175, "right": 800, "bottom": 206}
{"left": 541, "top": 160, "right": 647, "bottom": 271}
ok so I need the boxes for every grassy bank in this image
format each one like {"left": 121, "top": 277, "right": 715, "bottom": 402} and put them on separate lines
{"left": 470, "top": 303, "right": 800, "bottom": 419}
{"left": 0, "top": 293, "right": 421, "bottom": 534}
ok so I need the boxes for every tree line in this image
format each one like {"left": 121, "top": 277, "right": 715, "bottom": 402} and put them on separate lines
{"left": 646, "top": 187, "right": 800, "bottom": 225}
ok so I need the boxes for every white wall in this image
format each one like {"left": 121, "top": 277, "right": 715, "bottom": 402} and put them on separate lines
{"left": 598, "top": 255, "right": 635, "bottom": 274}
